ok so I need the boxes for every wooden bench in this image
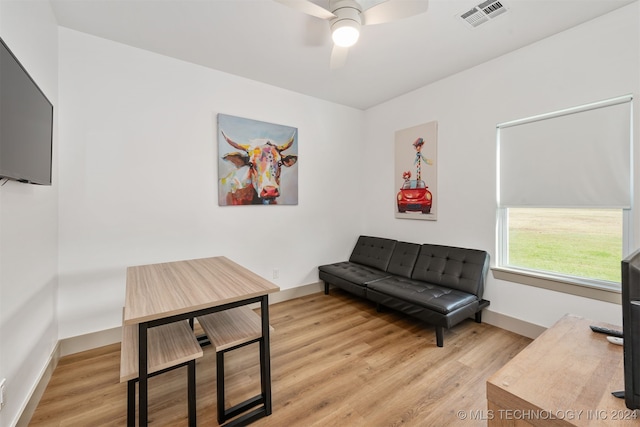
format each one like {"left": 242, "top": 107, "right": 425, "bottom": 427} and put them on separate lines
{"left": 197, "top": 306, "right": 274, "bottom": 425}
{"left": 120, "top": 315, "right": 203, "bottom": 426}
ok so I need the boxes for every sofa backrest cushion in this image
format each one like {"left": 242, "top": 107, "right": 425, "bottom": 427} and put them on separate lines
{"left": 386, "top": 242, "right": 421, "bottom": 278}
{"left": 349, "top": 236, "right": 397, "bottom": 271}
{"left": 411, "top": 244, "right": 490, "bottom": 297}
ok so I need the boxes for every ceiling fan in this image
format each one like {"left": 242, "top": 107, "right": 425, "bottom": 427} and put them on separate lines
{"left": 274, "top": 0, "right": 429, "bottom": 69}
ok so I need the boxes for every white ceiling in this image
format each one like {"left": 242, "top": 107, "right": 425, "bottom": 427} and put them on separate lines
{"left": 50, "top": 0, "right": 636, "bottom": 110}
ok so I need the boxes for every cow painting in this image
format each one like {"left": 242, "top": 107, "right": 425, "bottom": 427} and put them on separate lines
{"left": 218, "top": 114, "right": 298, "bottom": 206}
{"left": 219, "top": 149, "right": 257, "bottom": 205}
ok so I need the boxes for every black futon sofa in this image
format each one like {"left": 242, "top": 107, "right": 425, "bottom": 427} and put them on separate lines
{"left": 318, "top": 236, "right": 490, "bottom": 347}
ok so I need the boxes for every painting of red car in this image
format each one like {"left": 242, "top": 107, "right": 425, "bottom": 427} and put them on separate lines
{"left": 397, "top": 179, "right": 432, "bottom": 214}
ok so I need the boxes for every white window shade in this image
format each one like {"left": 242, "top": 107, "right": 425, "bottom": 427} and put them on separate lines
{"left": 498, "top": 96, "right": 632, "bottom": 208}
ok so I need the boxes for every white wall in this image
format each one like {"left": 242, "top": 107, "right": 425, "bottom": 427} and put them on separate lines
{"left": 57, "top": 28, "right": 365, "bottom": 339}
{"left": 363, "top": 3, "right": 640, "bottom": 329}
{"left": 0, "top": 1, "right": 59, "bottom": 426}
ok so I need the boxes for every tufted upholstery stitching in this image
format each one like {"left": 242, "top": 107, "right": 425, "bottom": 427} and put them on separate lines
{"left": 348, "top": 236, "right": 397, "bottom": 271}
{"left": 386, "top": 242, "right": 421, "bottom": 278}
{"left": 368, "top": 276, "right": 477, "bottom": 314}
{"left": 318, "top": 261, "right": 391, "bottom": 285}
{"left": 411, "top": 244, "right": 489, "bottom": 297}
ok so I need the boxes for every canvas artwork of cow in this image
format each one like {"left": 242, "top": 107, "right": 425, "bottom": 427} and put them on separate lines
{"left": 218, "top": 114, "right": 298, "bottom": 206}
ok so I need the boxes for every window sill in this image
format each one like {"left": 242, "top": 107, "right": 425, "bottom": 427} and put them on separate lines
{"left": 491, "top": 267, "right": 621, "bottom": 304}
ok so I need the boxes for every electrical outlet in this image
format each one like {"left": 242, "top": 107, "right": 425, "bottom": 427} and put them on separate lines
{"left": 0, "top": 378, "right": 6, "bottom": 411}
{"left": 272, "top": 268, "right": 279, "bottom": 279}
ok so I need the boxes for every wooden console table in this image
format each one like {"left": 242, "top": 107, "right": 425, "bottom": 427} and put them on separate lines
{"left": 487, "top": 314, "right": 638, "bottom": 426}
{"left": 123, "top": 256, "right": 280, "bottom": 426}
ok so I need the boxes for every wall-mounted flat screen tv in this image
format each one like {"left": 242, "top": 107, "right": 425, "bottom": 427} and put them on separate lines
{"left": 0, "top": 36, "right": 53, "bottom": 185}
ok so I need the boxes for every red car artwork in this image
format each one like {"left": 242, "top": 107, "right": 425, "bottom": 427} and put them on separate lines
{"left": 397, "top": 179, "right": 432, "bottom": 214}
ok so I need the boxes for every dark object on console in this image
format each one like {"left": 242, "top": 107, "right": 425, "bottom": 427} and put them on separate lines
{"left": 318, "top": 235, "right": 490, "bottom": 347}
{"left": 620, "top": 248, "right": 640, "bottom": 410}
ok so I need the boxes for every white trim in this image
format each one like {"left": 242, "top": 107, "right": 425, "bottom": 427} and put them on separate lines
{"left": 15, "top": 342, "right": 60, "bottom": 427}
{"left": 482, "top": 309, "right": 546, "bottom": 340}
{"left": 497, "top": 94, "right": 633, "bottom": 129}
{"left": 624, "top": 99, "right": 635, "bottom": 256}
{"left": 59, "top": 326, "right": 122, "bottom": 357}
{"left": 492, "top": 267, "right": 622, "bottom": 304}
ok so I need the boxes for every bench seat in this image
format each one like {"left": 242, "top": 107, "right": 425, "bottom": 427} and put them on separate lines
{"left": 120, "top": 317, "right": 202, "bottom": 426}
{"left": 120, "top": 319, "right": 203, "bottom": 383}
{"left": 197, "top": 306, "right": 274, "bottom": 425}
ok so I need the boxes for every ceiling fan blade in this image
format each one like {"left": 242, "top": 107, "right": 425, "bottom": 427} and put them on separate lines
{"left": 273, "top": 0, "right": 336, "bottom": 20}
{"left": 361, "top": 0, "right": 429, "bottom": 26}
{"left": 303, "top": 15, "right": 329, "bottom": 46}
{"left": 330, "top": 45, "right": 349, "bottom": 70}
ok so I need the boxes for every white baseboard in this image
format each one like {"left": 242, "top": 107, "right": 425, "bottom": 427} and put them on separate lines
{"left": 483, "top": 309, "right": 546, "bottom": 339}
{"left": 16, "top": 342, "right": 60, "bottom": 427}
{"left": 59, "top": 326, "right": 122, "bottom": 358}
{"left": 270, "top": 281, "right": 325, "bottom": 304}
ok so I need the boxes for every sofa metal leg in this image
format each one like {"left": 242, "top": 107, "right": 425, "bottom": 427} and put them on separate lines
{"left": 376, "top": 303, "right": 383, "bottom": 313}
{"left": 476, "top": 299, "right": 490, "bottom": 323}
{"left": 436, "top": 326, "right": 444, "bottom": 347}
{"left": 324, "top": 282, "right": 329, "bottom": 295}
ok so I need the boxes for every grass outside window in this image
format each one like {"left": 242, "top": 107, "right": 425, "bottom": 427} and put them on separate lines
{"left": 507, "top": 208, "right": 622, "bottom": 284}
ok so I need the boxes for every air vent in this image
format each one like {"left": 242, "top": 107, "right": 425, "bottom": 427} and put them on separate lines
{"left": 459, "top": 0, "right": 507, "bottom": 29}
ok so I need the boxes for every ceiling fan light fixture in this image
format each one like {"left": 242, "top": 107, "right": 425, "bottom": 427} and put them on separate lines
{"left": 329, "top": 1, "right": 362, "bottom": 48}
{"left": 331, "top": 20, "right": 360, "bottom": 47}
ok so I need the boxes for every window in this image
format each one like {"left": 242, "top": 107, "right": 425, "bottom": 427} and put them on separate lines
{"left": 496, "top": 95, "right": 633, "bottom": 295}
{"left": 505, "top": 208, "right": 622, "bottom": 283}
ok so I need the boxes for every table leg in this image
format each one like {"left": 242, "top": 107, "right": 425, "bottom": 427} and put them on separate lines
{"left": 217, "top": 350, "right": 225, "bottom": 424}
{"left": 188, "top": 359, "right": 196, "bottom": 427}
{"left": 260, "top": 295, "right": 272, "bottom": 415}
{"left": 127, "top": 380, "right": 135, "bottom": 427}
{"left": 139, "top": 322, "right": 148, "bottom": 426}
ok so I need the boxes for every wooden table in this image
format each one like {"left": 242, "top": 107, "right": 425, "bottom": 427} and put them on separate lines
{"left": 487, "top": 314, "right": 638, "bottom": 426}
{"left": 123, "top": 256, "right": 280, "bottom": 426}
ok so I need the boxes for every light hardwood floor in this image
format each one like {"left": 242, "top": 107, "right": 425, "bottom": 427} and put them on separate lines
{"left": 29, "top": 289, "right": 531, "bottom": 426}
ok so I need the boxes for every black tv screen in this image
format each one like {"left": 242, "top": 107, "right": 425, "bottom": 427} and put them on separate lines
{"left": 0, "top": 36, "right": 53, "bottom": 185}
{"left": 622, "top": 248, "right": 640, "bottom": 410}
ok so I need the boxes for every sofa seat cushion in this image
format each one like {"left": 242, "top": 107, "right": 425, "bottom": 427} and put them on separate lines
{"left": 367, "top": 276, "right": 478, "bottom": 314}
{"left": 318, "top": 262, "right": 390, "bottom": 286}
